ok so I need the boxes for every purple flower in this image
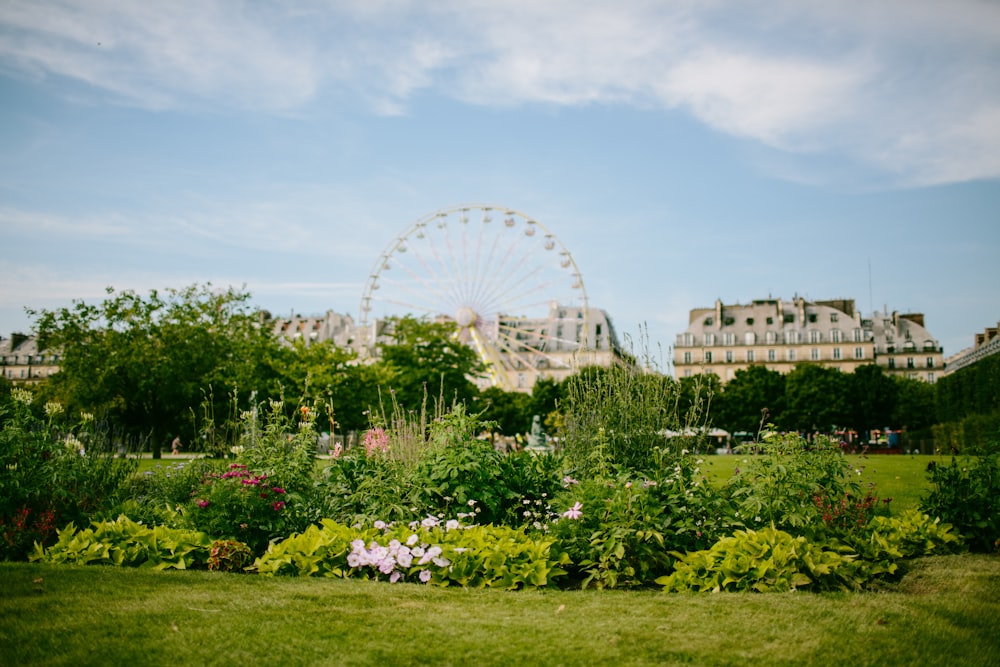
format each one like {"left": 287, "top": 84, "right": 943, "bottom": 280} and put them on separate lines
{"left": 272, "top": 487, "right": 286, "bottom": 494}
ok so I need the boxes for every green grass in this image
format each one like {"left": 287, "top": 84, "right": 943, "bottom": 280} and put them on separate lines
{"left": 2, "top": 554, "right": 998, "bottom": 666}
{"left": 700, "top": 453, "right": 950, "bottom": 511}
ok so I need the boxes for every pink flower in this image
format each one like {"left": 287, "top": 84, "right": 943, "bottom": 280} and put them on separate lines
{"left": 272, "top": 501, "right": 285, "bottom": 511}
{"left": 271, "top": 487, "right": 286, "bottom": 494}
{"left": 364, "top": 427, "right": 390, "bottom": 457}
{"left": 195, "top": 499, "right": 210, "bottom": 508}
{"left": 562, "top": 502, "right": 583, "bottom": 520}
{"left": 419, "top": 569, "right": 432, "bottom": 583}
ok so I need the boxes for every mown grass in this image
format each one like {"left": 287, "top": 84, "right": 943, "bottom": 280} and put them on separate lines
{"left": 2, "top": 554, "right": 998, "bottom": 667}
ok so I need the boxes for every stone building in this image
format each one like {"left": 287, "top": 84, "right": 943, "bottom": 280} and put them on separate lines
{"left": 0, "top": 334, "right": 61, "bottom": 384}
{"left": 943, "top": 321, "right": 1000, "bottom": 375}
{"left": 673, "top": 297, "right": 944, "bottom": 383}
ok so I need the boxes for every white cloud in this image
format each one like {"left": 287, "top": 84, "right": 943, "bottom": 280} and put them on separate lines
{"left": 1, "top": 0, "right": 997, "bottom": 184}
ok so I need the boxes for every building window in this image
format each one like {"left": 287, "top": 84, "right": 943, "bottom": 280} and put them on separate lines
{"left": 787, "top": 349, "right": 796, "bottom": 361}
{"left": 744, "top": 331, "right": 756, "bottom": 345}
{"left": 765, "top": 331, "right": 777, "bottom": 344}
{"left": 726, "top": 350, "right": 733, "bottom": 363}
{"left": 767, "top": 349, "right": 776, "bottom": 362}
{"left": 854, "top": 347, "right": 864, "bottom": 359}
{"left": 704, "top": 351, "right": 713, "bottom": 363}
{"left": 830, "top": 313, "right": 839, "bottom": 322}
{"left": 704, "top": 317, "right": 713, "bottom": 326}
{"left": 684, "top": 369, "right": 692, "bottom": 377}
{"left": 831, "top": 329, "right": 842, "bottom": 343}
{"left": 927, "top": 372, "right": 935, "bottom": 383}
{"left": 786, "top": 331, "right": 799, "bottom": 344}
{"left": 683, "top": 333, "right": 694, "bottom": 346}
{"left": 833, "top": 348, "right": 842, "bottom": 360}
{"left": 907, "top": 357, "right": 915, "bottom": 369}
{"left": 683, "top": 352, "right": 692, "bottom": 364}
{"left": 703, "top": 333, "right": 715, "bottom": 346}
{"left": 926, "top": 357, "right": 934, "bottom": 368}
{"left": 723, "top": 333, "right": 734, "bottom": 346}
{"left": 809, "top": 330, "right": 820, "bottom": 344}
{"left": 810, "top": 348, "right": 820, "bottom": 360}
{"left": 888, "top": 358, "right": 895, "bottom": 369}
{"left": 746, "top": 349, "right": 755, "bottom": 362}
{"left": 853, "top": 329, "right": 863, "bottom": 342}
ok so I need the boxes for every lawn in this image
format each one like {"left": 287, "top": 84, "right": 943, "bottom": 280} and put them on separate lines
{"left": 2, "top": 553, "right": 998, "bottom": 667}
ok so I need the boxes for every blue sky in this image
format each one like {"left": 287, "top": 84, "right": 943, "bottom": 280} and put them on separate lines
{"left": 1, "top": 1, "right": 998, "bottom": 368}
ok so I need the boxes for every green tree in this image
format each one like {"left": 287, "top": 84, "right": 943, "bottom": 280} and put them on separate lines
{"left": 780, "top": 364, "right": 848, "bottom": 433}
{"left": 476, "top": 386, "right": 529, "bottom": 435}
{"left": 845, "top": 364, "right": 897, "bottom": 440}
{"left": 376, "top": 317, "right": 485, "bottom": 412}
{"left": 892, "top": 376, "right": 936, "bottom": 432}
{"left": 714, "top": 365, "right": 786, "bottom": 435}
{"left": 31, "top": 284, "right": 281, "bottom": 455}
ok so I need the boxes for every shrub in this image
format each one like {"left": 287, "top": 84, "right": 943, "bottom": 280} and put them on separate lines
{"left": 208, "top": 539, "right": 255, "bottom": 572}
{"left": 920, "top": 454, "right": 1000, "bottom": 552}
{"left": 318, "top": 447, "right": 418, "bottom": 525}
{"left": 186, "top": 463, "right": 307, "bottom": 555}
{"left": 0, "top": 390, "right": 138, "bottom": 560}
{"left": 118, "top": 458, "right": 222, "bottom": 526}
{"left": 30, "top": 515, "right": 212, "bottom": 569}
{"left": 658, "top": 526, "right": 865, "bottom": 593}
{"left": 725, "top": 432, "right": 863, "bottom": 533}
{"left": 252, "top": 518, "right": 569, "bottom": 589}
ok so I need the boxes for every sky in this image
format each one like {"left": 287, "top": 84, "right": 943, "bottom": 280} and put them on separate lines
{"left": 1, "top": 0, "right": 998, "bottom": 372}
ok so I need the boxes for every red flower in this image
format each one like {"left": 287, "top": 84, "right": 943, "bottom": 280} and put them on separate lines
{"left": 272, "top": 501, "right": 286, "bottom": 511}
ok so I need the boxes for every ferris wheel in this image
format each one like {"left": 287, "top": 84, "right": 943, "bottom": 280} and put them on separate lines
{"left": 359, "top": 204, "right": 590, "bottom": 390}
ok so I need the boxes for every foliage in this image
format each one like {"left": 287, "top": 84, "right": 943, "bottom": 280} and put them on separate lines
{"left": 779, "top": 364, "right": 849, "bottom": 433}
{"left": 377, "top": 316, "right": 485, "bottom": 412}
{"left": 659, "top": 525, "right": 864, "bottom": 593}
{"left": 0, "top": 389, "right": 137, "bottom": 560}
{"left": 30, "top": 515, "right": 211, "bottom": 569}
{"left": 252, "top": 518, "right": 569, "bottom": 589}
{"left": 712, "top": 365, "right": 786, "bottom": 435}
{"left": 208, "top": 539, "right": 255, "bottom": 572}
{"left": 935, "top": 352, "right": 1000, "bottom": 424}
{"left": 319, "top": 447, "right": 417, "bottom": 525}
{"left": 118, "top": 458, "right": 222, "bottom": 526}
{"left": 561, "top": 362, "right": 701, "bottom": 474}
{"left": 30, "top": 284, "right": 283, "bottom": 451}
{"left": 725, "top": 432, "right": 862, "bottom": 532}
{"left": 851, "top": 510, "right": 962, "bottom": 564}
{"left": 546, "top": 454, "right": 738, "bottom": 589}
{"left": 185, "top": 463, "right": 305, "bottom": 555}
{"left": 920, "top": 454, "right": 1000, "bottom": 552}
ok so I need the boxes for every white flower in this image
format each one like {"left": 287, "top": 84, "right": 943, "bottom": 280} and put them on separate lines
{"left": 421, "top": 515, "right": 440, "bottom": 528}
{"left": 445, "top": 519, "right": 460, "bottom": 531}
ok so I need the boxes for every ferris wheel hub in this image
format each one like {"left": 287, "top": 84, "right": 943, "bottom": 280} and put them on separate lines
{"left": 455, "top": 306, "right": 478, "bottom": 328}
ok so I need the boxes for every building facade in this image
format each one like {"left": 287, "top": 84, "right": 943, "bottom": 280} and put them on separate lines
{"left": 943, "top": 321, "right": 1000, "bottom": 375}
{"left": 0, "top": 334, "right": 61, "bottom": 384}
{"left": 673, "top": 297, "right": 944, "bottom": 383}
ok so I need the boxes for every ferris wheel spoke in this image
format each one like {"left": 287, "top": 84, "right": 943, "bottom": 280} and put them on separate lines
{"left": 492, "top": 327, "right": 575, "bottom": 371}
{"left": 382, "top": 259, "right": 460, "bottom": 314}
{"left": 497, "top": 320, "right": 582, "bottom": 353}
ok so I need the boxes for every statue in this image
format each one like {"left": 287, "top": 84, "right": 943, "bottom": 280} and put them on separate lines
{"left": 526, "top": 415, "right": 548, "bottom": 452}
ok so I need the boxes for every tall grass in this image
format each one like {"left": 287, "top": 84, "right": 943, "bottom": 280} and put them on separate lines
{"left": 561, "top": 333, "right": 710, "bottom": 474}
